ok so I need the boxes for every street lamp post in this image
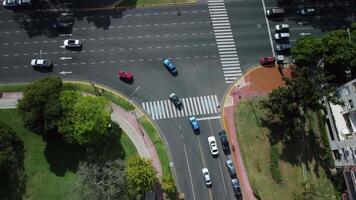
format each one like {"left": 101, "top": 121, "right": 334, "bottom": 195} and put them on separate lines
{"left": 347, "top": 28, "right": 351, "bottom": 42}
{"left": 128, "top": 87, "right": 144, "bottom": 136}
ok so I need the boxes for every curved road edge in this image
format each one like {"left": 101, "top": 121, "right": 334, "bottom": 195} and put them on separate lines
{"left": 221, "top": 65, "right": 290, "bottom": 200}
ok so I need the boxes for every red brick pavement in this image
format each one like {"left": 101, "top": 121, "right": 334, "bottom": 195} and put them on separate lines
{"left": 222, "top": 66, "right": 291, "bottom": 200}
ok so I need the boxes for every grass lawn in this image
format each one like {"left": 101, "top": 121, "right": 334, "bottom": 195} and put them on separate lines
{"left": 235, "top": 98, "right": 337, "bottom": 199}
{"left": 139, "top": 116, "right": 170, "bottom": 179}
{"left": 0, "top": 109, "right": 137, "bottom": 200}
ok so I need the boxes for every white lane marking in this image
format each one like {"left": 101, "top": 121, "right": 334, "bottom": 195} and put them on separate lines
{"left": 186, "top": 98, "right": 192, "bottom": 116}
{"left": 164, "top": 100, "right": 170, "bottom": 119}
{"left": 210, "top": 95, "right": 217, "bottom": 113}
{"left": 261, "top": 0, "right": 275, "bottom": 56}
{"left": 183, "top": 143, "right": 196, "bottom": 200}
{"left": 196, "top": 116, "right": 221, "bottom": 121}
{"left": 189, "top": 98, "right": 196, "bottom": 116}
{"left": 172, "top": 102, "right": 177, "bottom": 117}
{"left": 149, "top": 102, "right": 155, "bottom": 120}
{"left": 200, "top": 96, "right": 206, "bottom": 114}
{"left": 183, "top": 98, "right": 189, "bottom": 116}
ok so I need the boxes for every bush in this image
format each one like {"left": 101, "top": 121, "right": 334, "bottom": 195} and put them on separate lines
{"left": 270, "top": 144, "right": 282, "bottom": 184}
{"left": 317, "top": 111, "right": 335, "bottom": 168}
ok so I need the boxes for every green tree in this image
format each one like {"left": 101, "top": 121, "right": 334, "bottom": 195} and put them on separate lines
{"left": 322, "top": 30, "right": 354, "bottom": 82}
{"left": 126, "top": 156, "right": 158, "bottom": 197}
{"left": 17, "top": 76, "right": 63, "bottom": 133}
{"left": 261, "top": 66, "right": 338, "bottom": 135}
{"left": 74, "top": 159, "right": 127, "bottom": 200}
{"left": 59, "top": 92, "right": 111, "bottom": 145}
{"left": 0, "top": 122, "right": 26, "bottom": 200}
{"left": 292, "top": 35, "right": 323, "bottom": 68}
{"left": 162, "top": 176, "right": 177, "bottom": 197}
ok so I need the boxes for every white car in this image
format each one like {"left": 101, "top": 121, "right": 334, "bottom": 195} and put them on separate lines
{"left": 274, "top": 32, "right": 290, "bottom": 40}
{"left": 202, "top": 168, "right": 212, "bottom": 186}
{"left": 64, "top": 39, "right": 82, "bottom": 48}
{"left": 275, "top": 24, "right": 289, "bottom": 32}
{"left": 31, "top": 59, "right": 52, "bottom": 68}
{"left": 2, "top": 0, "right": 17, "bottom": 7}
{"left": 17, "top": 0, "right": 31, "bottom": 5}
{"left": 208, "top": 136, "right": 219, "bottom": 156}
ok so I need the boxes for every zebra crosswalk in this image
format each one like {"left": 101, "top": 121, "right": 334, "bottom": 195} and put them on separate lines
{"left": 207, "top": 0, "right": 242, "bottom": 84}
{"left": 142, "top": 95, "right": 220, "bottom": 120}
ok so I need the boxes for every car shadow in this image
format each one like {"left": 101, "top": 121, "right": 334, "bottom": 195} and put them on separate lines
{"left": 120, "top": 77, "right": 134, "bottom": 84}
{"left": 33, "top": 66, "right": 53, "bottom": 73}
{"left": 66, "top": 45, "right": 83, "bottom": 52}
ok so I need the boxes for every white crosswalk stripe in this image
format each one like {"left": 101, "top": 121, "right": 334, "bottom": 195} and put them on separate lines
{"left": 208, "top": 0, "right": 241, "bottom": 84}
{"left": 142, "top": 95, "right": 220, "bottom": 120}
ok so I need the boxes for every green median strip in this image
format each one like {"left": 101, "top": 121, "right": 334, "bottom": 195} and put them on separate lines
{"left": 138, "top": 116, "right": 171, "bottom": 179}
{"left": 0, "top": 83, "right": 28, "bottom": 92}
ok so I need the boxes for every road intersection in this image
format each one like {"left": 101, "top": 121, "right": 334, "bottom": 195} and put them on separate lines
{"left": 0, "top": 0, "right": 355, "bottom": 199}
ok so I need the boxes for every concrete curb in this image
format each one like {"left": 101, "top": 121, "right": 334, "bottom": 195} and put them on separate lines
{"left": 221, "top": 65, "right": 264, "bottom": 200}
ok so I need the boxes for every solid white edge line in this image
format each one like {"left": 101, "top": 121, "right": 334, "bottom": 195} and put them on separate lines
{"left": 261, "top": 0, "right": 275, "bottom": 56}
{"left": 196, "top": 116, "right": 221, "bottom": 121}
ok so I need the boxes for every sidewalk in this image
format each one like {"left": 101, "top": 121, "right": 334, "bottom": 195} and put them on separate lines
{"left": 222, "top": 66, "right": 291, "bottom": 200}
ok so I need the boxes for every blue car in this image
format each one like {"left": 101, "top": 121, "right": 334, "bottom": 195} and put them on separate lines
{"left": 163, "top": 59, "right": 177, "bottom": 75}
{"left": 189, "top": 116, "right": 200, "bottom": 131}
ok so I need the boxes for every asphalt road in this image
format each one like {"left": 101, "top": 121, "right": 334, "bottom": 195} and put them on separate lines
{"left": 1, "top": 0, "right": 354, "bottom": 199}
{"left": 0, "top": 3, "right": 238, "bottom": 199}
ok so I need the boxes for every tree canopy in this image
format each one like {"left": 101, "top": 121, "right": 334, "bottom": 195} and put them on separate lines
{"left": 17, "top": 76, "right": 63, "bottom": 134}
{"left": 291, "top": 35, "right": 323, "bottom": 68}
{"left": 0, "top": 122, "right": 26, "bottom": 200}
{"left": 58, "top": 91, "right": 112, "bottom": 145}
{"left": 74, "top": 160, "right": 127, "bottom": 200}
{"left": 126, "top": 156, "right": 158, "bottom": 197}
{"left": 261, "top": 66, "right": 339, "bottom": 135}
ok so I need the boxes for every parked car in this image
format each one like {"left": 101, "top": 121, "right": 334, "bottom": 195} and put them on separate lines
{"left": 31, "top": 59, "right": 53, "bottom": 70}
{"left": 169, "top": 93, "right": 182, "bottom": 108}
{"left": 266, "top": 8, "right": 284, "bottom": 17}
{"left": 64, "top": 39, "right": 82, "bottom": 48}
{"left": 53, "top": 21, "right": 73, "bottom": 31}
{"left": 208, "top": 136, "right": 219, "bottom": 156}
{"left": 189, "top": 116, "right": 200, "bottom": 132}
{"left": 2, "top": 0, "right": 17, "bottom": 7}
{"left": 274, "top": 33, "right": 290, "bottom": 40}
{"left": 17, "top": 0, "right": 31, "bottom": 5}
{"left": 118, "top": 71, "right": 133, "bottom": 81}
{"left": 275, "top": 24, "right": 289, "bottom": 32}
{"left": 163, "top": 59, "right": 177, "bottom": 75}
{"left": 219, "top": 130, "right": 229, "bottom": 151}
{"left": 276, "top": 44, "right": 291, "bottom": 52}
{"left": 297, "top": 8, "right": 316, "bottom": 16}
{"left": 259, "top": 56, "right": 276, "bottom": 65}
{"left": 226, "top": 159, "right": 236, "bottom": 177}
{"left": 202, "top": 168, "right": 212, "bottom": 186}
{"left": 231, "top": 178, "right": 242, "bottom": 196}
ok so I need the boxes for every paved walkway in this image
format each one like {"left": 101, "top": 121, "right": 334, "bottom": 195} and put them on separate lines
{"left": 222, "top": 66, "right": 291, "bottom": 200}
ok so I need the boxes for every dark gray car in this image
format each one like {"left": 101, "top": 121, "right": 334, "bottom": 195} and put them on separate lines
{"left": 232, "top": 178, "right": 242, "bottom": 196}
{"left": 226, "top": 159, "right": 236, "bottom": 177}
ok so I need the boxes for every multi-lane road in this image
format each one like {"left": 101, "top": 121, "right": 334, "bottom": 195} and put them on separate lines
{"left": 0, "top": 0, "right": 355, "bottom": 199}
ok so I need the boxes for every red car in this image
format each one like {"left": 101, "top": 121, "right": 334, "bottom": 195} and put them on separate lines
{"left": 118, "top": 71, "right": 133, "bottom": 81}
{"left": 259, "top": 56, "right": 276, "bottom": 65}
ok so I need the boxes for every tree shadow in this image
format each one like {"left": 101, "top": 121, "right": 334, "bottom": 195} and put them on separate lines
{"left": 262, "top": 112, "right": 343, "bottom": 190}
{"left": 276, "top": 0, "right": 355, "bottom": 32}
{"left": 43, "top": 132, "right": 87, "bottom": 176}
{"left": 9, "top": 0, "right": 138, "bottom": 38}
{"left": 85, "top": 122, "right": 126, "bottom": 165}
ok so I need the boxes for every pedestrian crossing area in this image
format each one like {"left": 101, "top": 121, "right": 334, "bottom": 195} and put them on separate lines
{"left": 207, "top": 0, "right": 242, "bottom": 84}
{"left": 142, "top": 95, "right": 220, "bottom": 120}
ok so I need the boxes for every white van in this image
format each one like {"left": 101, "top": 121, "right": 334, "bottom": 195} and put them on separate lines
{"left": 274, "top": 33, "right": 290, "bottom": 40}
